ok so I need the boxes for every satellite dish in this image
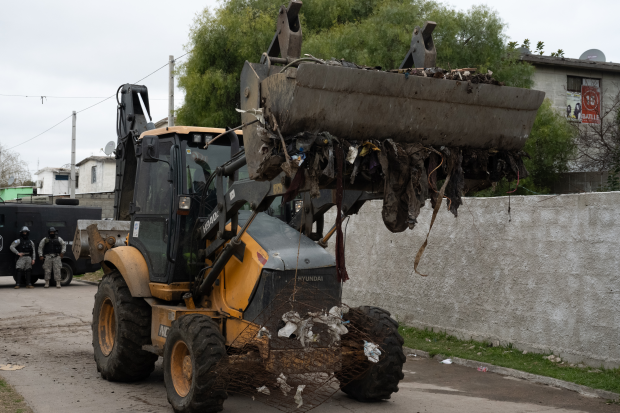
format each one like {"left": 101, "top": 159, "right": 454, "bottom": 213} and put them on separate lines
{"left": 104, "top": 141, "right": 115, "bottom": 156}
{"left": 8, "top": 176, "right": 15, "bottom": 186}
{"left": 579, "top": 49, "right": 606, "bottom": 62}
{"left": 518, "top": 47, "right": 531, "bottom": 55}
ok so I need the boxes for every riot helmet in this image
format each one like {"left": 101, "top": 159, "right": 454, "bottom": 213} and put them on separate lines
{"left": 20, "top": 226, "right": 30, "bottom": 239}
{"left": 48, "top": 227, "right": 57, "bottom": 239}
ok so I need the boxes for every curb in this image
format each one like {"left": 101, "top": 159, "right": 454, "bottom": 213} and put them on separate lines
{"left": 402, "top": 346, "right": 619, "bottom": 401}
{"left": 73, "top": 279, "right": 100, "bottom": 286}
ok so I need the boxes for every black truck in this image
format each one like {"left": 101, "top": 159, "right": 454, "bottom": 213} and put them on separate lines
{"left": 0, "top": 203, "right": 101, "bottom": 286}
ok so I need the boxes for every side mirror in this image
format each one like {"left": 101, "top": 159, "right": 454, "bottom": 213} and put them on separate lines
{"left": 143, "top": 135, "right": 160, "bottom": 162}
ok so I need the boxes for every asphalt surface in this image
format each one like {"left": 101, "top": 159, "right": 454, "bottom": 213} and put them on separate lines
{"left": 0, "top": 276, "right": 616, "bottom": 413}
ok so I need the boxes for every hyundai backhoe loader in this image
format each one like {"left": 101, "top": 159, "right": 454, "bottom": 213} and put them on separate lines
{"left": 74, "top": 2, "right": 544, "bottom": 412}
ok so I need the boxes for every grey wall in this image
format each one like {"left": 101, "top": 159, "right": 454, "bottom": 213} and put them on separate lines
{"left": 76, "top": 192, "right": 114, "bottom": 218}
{"left": 326, "top": 193, "right": 620, "bottom": 368}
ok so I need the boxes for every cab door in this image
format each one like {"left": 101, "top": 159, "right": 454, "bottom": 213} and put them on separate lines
{"left": 129, "top": 137, "right": 176, "bottom": 283}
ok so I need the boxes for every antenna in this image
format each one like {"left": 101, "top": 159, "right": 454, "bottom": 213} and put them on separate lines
{"left": 579, "top": 49, "right": 606, "bottom": 62}
{"left": 104, "top": 141, "right": 115, "bottom": 156}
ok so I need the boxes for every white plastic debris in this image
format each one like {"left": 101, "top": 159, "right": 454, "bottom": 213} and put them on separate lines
{"left": 363, "top": 341, "right": 381, "bottom": 363}
{"left": 278, "top": 311, "right": 301, "bottom": 338}
{"left": 440, "top": 359, "right": 453, "bottom": 364}
{"left": 256, "top": 385, "right": 271, "bottom": 395}
{"left": 276, "top": 373, "right": 292, "bottom": 396}
{"left": 257, "top": 326, "right": 271, "bottom": 339}
{"left": 0, "top": 364, "right": 24, "bottom": 371}
{"left": 346, "top": 146, "right": 359, "bottom": 164}
{"left": 463, "top": 71, "right": 471, "bottom": 76}
{"left": 294, "top": 384, "right": 306, "bottom": 408}
{"left": 235, "top": 108, "right": 265, "bottom": 124}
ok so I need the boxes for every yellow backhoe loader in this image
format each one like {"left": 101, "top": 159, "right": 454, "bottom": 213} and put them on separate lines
{"left": 74, "top": 2, "right": 544, "bottom": 412}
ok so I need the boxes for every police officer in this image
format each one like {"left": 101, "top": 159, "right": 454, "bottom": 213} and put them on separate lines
{"left": 9, "top": 226, "right": 36, "bottom": 289}
{"left": 38, "top": 227, "right": 66, "bottom": 289}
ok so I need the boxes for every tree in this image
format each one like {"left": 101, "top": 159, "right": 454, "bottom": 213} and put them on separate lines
{"left": 573, "top": 88, "right": 620, "bottom": 172}
{"left": 176, "top": 0, "right": 535, "bottom": 127}
{"left": 0, "top": 143, "right": 31, "bottom": 188}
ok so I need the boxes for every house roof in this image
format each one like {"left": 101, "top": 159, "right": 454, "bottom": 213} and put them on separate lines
{"left": 34, "top": 167, "right": 71, "bottom": 175}
{"left": 76, "top": 156, "right": 115, "bottom": 166}
{"left": 521, "top": 54, "right": 620, "bottom": 73}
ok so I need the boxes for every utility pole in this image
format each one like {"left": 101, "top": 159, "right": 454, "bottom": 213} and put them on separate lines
{"left": 168, "top": 55, "right": 175, "bottom": 126}
{"left": 70, "top": 111, "right": 76, "bottom": 198}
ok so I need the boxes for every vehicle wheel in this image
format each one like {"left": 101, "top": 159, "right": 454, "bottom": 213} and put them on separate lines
{"left": 340, "top": 306, "right": 405, "bottom": 401}
{"left": 92, "top": 271, "right": 157, "bottom": 382}
{"left": 60, "top": 262, "right": 74, "bottom": 286}
{"left": 164, "top": 314, "right": 227, "bottom": 413}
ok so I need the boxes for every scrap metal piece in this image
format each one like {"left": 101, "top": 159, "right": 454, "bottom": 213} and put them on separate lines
{"left": 72, "top": 220, "right": 130, "bottom": 262}
{"left": 400, "top": 21, "right": 437, "bottom": 69}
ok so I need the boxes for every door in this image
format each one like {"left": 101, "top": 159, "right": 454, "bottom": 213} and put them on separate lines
{"left": 129, "top": 138, "right": 175, "bottom": 283}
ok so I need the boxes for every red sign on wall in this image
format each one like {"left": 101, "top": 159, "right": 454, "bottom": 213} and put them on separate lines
{"left": 581, "top": 85, "right": 601, "bottom": 124}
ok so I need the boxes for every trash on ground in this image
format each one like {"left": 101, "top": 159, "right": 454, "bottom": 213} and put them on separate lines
{"left": 257, "top": 385, "right": 271, "bottom": 395}
{"left": 364, "top": 341, "right": 381, "bottom": 363}
{"left": 0, "top": 364, "right": 25, "bottom": 371}
{"left": 440, "top": 359, "right": 453, "bottom": 364}
{"left": 294, "top": 385, "right": 306, "bottom": 408}
{"left": 477, "top": 367, "right": 488, "bottom": 372}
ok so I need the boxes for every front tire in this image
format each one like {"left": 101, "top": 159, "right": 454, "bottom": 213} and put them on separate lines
{"left": 92, "top": 271, "right": 157, "bottom": 381}
{"left": 340, "top": 306, "right": 405, "bottom": 401}
{"left": 164, "top": 314, "right": 227, "bottom": 413}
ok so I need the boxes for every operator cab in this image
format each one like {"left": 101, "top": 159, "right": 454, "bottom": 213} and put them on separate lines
{"left": 129, "top": 127, "right": 292, "bottom": 285}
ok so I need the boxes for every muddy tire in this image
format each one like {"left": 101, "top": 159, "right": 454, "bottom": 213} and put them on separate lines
{"left": 164, "top": 314, "right": 227, "bottom": 413}
{"left": 92, "top": 271, "right": 157, "bottom": 382}
{"left": 340, "top": 306, "right": 405, "bottom": 401}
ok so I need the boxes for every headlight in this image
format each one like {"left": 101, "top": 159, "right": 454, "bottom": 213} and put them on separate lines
{"left": 177, "top": 196, "right": 191, "bottom": 215}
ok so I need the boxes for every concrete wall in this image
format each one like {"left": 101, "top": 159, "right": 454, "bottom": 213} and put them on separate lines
{"left": 326, "top": 193, "right": 620, "bottom": 368}
{"left": 75, "top": 193, "right": 114, "bottom": 218}
{"left": 531, "top": 65, "right": 620, "bottom": 113}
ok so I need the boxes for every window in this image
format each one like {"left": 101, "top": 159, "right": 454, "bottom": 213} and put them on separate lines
{"left": 0, "top": 214, "right": 4, "bottom": 228}
{"left": 91, "top": 166, "right": 97, "bottom": 183}
{"left": 45, "top": 221, "right": 66, "bottom": 227}
{"left": 567, "top": 76, "right": 601, "bottom": 92}
{"left": 55, "top": 174, "right": 69, "bottom": 181}
{"left": 76, "top": 175, "right": 79, "bottom": 189}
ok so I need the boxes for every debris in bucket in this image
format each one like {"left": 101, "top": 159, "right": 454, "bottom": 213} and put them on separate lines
{"left": 257, "top": 385, "right": 271, "bottom": 395}
{"left": 440, "top": 359, "right": 453, "bottom": 364}
{"left": 294, "top": 385, "right": 306, "bottom": 408}
{"left": 477, "top": 367, "right": 488, "bottom": 372}
{"left": 364, "top": 341, "right": 382, "bottom": 363}
{"left": 252, "top": 116, "right": 528, "bottom": 235}
{"left": 0, "top": 364, "right": 25, "bottom": 371}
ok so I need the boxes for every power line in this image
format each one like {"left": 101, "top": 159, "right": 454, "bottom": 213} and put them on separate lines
{"left": 0, "top": 94, "right": 184, "bottom": 100}
{"left": 6, "top": 52, "right": 192, "bottom": 151}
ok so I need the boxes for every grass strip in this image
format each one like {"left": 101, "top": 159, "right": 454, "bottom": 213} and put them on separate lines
{"left": 399, "top": 326, "right": 620, "bottom": 395}
{"left": 0, "top": 377, "right": 32, "bottom": 413}
{"left": 74, "top": 268, "right": 104, "bottom": 283}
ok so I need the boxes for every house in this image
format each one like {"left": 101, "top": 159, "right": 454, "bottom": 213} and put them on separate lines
{"left": 76, "top": 156, "right": 115, "bottom": 193}
{"left": 0, "top": 186, "right": 34, "bottom": 201}
{"left": 521, "top": 52, "right": 620, "bottom": 193}
{"left": 34, "top": 167, "right": 74, "bottom": 195}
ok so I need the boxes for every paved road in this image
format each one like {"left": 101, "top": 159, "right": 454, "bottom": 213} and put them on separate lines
{"left": 0, "top": 277, "right": 616, "bottom": 413}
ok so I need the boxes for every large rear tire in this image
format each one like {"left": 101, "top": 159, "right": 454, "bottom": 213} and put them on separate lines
{"left": 164, "top": 314, "right": 227, "bottom": 413}
{"left": 92, "top": 271, "right": 157, "bottom": 381}
{"left": 340, "top": 306, "right": 405, "bottom": 401}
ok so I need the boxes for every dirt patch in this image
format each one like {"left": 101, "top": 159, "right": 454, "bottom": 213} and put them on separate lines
{"left": 0, "top": 377, "right": 32, "bottom": 413}
{"left": 75, "top": 269, "right": 103, "bottom": 283}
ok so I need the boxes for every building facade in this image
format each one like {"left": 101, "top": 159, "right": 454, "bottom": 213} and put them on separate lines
{"left": 75, "top": 156, "right": 115, "bottom": 194}
{"left": 34, "top": 167, "right": 73, "bottom": 195}
{"left": 0, "top": 186, "right": 34, "bottom": 201}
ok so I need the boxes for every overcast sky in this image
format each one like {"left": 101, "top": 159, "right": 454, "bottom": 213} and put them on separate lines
{"left": 1, "top": 0, "right": 618, "bottom": 178}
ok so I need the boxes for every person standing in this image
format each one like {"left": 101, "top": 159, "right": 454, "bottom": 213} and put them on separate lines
{"left": 38, "top": 227, "right": 66, "bottom": 289}
{"left": 9, "top": 226, "right": 36, "bottom": 289}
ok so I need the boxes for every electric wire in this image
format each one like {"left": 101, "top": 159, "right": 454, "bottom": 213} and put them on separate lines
{"left": 5, "top": 51, "right": 192, "bottom": 151}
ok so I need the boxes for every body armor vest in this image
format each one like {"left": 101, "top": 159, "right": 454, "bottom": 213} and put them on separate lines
{"left": 43, "top": 238, "right": 62, "bottom": 255}
{"left": 16, "top": 239, "right": 33, "bottom": 256}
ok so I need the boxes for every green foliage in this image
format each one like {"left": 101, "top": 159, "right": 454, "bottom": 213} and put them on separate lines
{"left": 177, "top": 0, "right": 536, "bottom": 127}
{"left": 525, "top": 99, "right": 576, "bottom": 189}
{"left": 599, "top": 165, "right": 620, "bottom": 192}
